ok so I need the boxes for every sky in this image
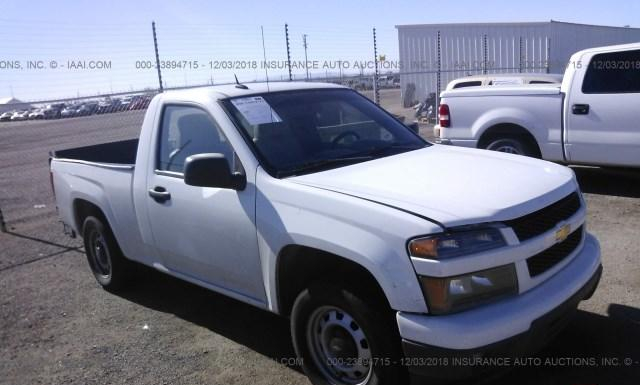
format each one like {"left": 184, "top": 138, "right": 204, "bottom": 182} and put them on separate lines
{"left": 0, "top": 0, "right": 638, "bottom": 101}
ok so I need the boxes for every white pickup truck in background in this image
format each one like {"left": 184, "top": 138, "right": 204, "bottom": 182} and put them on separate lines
{"left": 51, "top": 82, "right": 601, "bottom": 385}
{"left": 435, "top": 42, "right": 640, "bottom": 167}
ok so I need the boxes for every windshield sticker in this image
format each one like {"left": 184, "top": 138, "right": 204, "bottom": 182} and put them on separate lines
{"left": 231, "top": 96, "right": 282, "bottom": 125}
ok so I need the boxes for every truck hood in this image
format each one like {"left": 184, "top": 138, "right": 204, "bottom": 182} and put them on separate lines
{"left": 289, "top": 145, "right": 577, "bottom": 227}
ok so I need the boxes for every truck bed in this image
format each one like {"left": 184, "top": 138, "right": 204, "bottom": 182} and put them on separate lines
{"left": 52, "top": 138, "right": 138, "bottom": 165}
{"left": 51, "top": 137, "right": 147, "bottom": 265}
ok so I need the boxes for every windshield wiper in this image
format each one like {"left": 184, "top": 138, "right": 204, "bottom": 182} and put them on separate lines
{"left": 278, "top": 156, "right": 373, "bottom": 177}
{"left": 350, "top": 142, "right": 423, "bottom": 158}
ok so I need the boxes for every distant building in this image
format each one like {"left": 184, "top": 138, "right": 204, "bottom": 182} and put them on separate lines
{"left": 0, "top": 97, "right": 32, "bottom": 113}
{"left": 396, "top": 20, "right": 640, "bottom": 103}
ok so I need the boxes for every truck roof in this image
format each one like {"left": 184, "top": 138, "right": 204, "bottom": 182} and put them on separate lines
{"left": 161, "top": 81, "right": 347, "bottom": 101}
{"left": 441, "top": 84, "right": 561, "bottom": 98}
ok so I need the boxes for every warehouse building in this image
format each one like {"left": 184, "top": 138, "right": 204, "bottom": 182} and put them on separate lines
{"left": 396, "top": 20, "right": 640, "bottom": 105}
{"left": 0, "top": 97, "right": 32, "bottom": 114}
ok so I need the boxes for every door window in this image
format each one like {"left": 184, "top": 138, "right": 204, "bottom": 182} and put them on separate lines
{"left": 157, "top": 105, "right": 235, "bottom": 173}
{"left": 582, "top": 49, "right": 640, "bottom": 94}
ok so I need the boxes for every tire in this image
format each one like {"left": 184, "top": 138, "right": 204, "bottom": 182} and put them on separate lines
{"left": 484, "top": 136, "right": 536, "bottom": 157}
{"left": 291, "top": 281, "right": 405, "bottom": 385}
{"left": 82, "top": 216, "right": 131, "bottom": 291}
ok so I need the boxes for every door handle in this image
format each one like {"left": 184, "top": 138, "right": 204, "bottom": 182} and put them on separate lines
{"left": 148, "top": 186, "right": 171, "bottom": 203}
{"left": 572, "top": 104, "right": 590, "bottom": 115}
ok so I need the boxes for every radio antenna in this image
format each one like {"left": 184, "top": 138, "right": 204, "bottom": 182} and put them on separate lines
{"left": 234, "top": 74, "right": 248, "bottom": 89}
{"left": 261, "top": 26, "right": 270, "bottom": 92}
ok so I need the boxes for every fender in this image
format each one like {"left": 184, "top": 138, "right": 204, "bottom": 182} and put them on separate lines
{"left": 255, "top": 168, "right": 441, "bottom": 314}
{"left": 472, "top": 107, "right": 541, "bottom": 144}
{"left": 53, "top": 162, "right": 150, "bottom": 264}
{"left": 464, "top": 97, "right": 564, "bottom": 161}
{"left": 67, "top": 176, "right": 126, "bottom": 245}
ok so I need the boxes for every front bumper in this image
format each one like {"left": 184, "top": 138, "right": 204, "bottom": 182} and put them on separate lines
{"left": 434, "top": 138, "right": 452, "bottom": 145}
{"left": 434, "top": 138, "right": 478, "bottom": 148}
{"left": 397, "top": 233, "right": 601, "bottom": 379}
{"left": 402, "top": 264, "right": 601, "bottom": 379}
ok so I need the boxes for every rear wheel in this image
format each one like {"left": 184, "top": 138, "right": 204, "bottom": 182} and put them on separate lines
{"left": 291, "top": 282, "right": 405, "bottom": 385}
{"left": 484, "top": 136, "right": 536, "bottom": 157}
{"left": 82, "top": 216, "right": 131, "bottom": 291}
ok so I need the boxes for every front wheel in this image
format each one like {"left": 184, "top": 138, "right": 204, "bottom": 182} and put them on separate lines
{"left": 291, "top": 282, "right": 405, "bottom": 385}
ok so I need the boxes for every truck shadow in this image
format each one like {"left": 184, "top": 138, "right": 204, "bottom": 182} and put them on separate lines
{"left": 115, "top": 264, "right": 303, "bottom": 373}
{"left": 114, "top": 265, "right": 640, "bottom": 384}
{"left": 572, "top": 166, "right": 640, "bottom": 198}
{"left": 486, "top": 304, "right": 640, "bottom": 385}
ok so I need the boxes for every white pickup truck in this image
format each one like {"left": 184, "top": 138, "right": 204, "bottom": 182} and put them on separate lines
{"left": 435, "top": 42, "right": 640, "bottom": 167}
{"left": 51, "top": 82, "right": 601, "bottom": 385}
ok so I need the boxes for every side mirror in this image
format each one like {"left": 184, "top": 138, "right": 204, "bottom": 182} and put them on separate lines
{"left": 184, "top": 153, "right": 246, "bottom": 190}
{"left": 407, "top": 122, "right": 420, "bottom": 134}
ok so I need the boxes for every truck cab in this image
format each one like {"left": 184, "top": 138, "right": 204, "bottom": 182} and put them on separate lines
{"left": 562, "top": 43, "right": 640, "bottom": 165}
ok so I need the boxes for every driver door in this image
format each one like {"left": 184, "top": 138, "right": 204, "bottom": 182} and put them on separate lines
{"left": 145, "top": 104, "right": 265, "bottom": 303}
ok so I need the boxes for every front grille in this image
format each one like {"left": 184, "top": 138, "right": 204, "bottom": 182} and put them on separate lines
{"left": 505, "top": 192, "right": 581, "bottom": 242}
{"left": 527, "top": 226, "right": 583, "bottom": 277}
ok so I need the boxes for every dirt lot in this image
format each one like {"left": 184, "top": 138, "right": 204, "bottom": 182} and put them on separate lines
{"left": 1, "top": 90, "right": 639, "bottom": 385}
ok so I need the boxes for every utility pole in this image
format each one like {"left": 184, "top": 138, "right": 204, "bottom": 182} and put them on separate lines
{"left": 373, "top": 27, "right": 379, "bottom": 104}
{"left": 303, "top": 34, "right": 309, "bottom": 81}
{"left": 285, "top": 24, "right": 292, "bottom": 81}
{"left": 436, "top": 31, "right": 441, "bottom": 120}
{"left": 152, "top": 21, "right": 164, "bottom": 92}
{"left": 519, "top": 36, "right": 523, "bottom": 73}
{"left": 482, "top": 34, "right": 488, "bottom": 75}
{"left": 546, "top": 37, "right": 551, "bottom": 73}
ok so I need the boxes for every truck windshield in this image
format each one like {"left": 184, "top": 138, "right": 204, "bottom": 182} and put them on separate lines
{"left": 223, "top": 89, "right": 428, "bottom": 177}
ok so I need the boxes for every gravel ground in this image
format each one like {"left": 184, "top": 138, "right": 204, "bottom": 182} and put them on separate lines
{"left": 1, "top": 90, "right": 639, "bottom": 385}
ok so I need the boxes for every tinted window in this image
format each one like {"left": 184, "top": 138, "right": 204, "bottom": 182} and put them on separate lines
{"left": 582, "top": 49, "right": 640, "bottom": 94}
{"left": 453, "top": 81, "right": 482, "bottom": 89}
{"left": 157, "top": 105, "right": 234, "bottom": 173}
{"left": 529, "top": 81, "right": 552, "bottom": 84}
{"left": 223, "top": 89, "right": 426, "bottom": 177}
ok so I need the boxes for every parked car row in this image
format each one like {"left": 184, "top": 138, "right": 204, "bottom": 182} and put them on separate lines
{"left": 0, "top": 94, "right": 154, "bottom": 123}
{"left": 0, "top": 110, "right": 30, "bottom": 121}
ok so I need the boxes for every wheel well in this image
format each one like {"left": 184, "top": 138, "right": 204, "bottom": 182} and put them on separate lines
{"left": 73, "top": 199, "right": 107, "bottom": 235}
{"left": 477, "top": 123, "right": 542, "bottom": 158}
{"left": 276, "top": 245, "right": 390, "bottom": 317}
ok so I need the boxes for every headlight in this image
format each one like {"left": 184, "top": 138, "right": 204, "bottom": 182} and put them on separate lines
{"left": 408, "top": 228, "right": 506, "bottom": 260}
{"left": 419, "top": 264, "right": 518, "bottom": 314}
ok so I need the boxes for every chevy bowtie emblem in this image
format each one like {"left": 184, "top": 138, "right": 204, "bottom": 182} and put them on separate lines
{"left": 555, "top": 224, "right": 571, "bottom": 243}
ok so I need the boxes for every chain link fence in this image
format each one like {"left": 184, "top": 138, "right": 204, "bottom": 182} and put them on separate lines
{"left": 0, "top": 21, "right": 401, "bottom": 241}
{"left": 0, "top": 20, "right": 551, "bottom": 238}
{"left": 398, "top": 32, "right": 552, "bottom": 118}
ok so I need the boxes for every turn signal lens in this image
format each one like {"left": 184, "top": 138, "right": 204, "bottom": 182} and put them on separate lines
{"left": 408, "top": 237, "right": 438, "bottom": 258}
{"left": 408, "top": 228, "right": 506, "bottom": 260}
